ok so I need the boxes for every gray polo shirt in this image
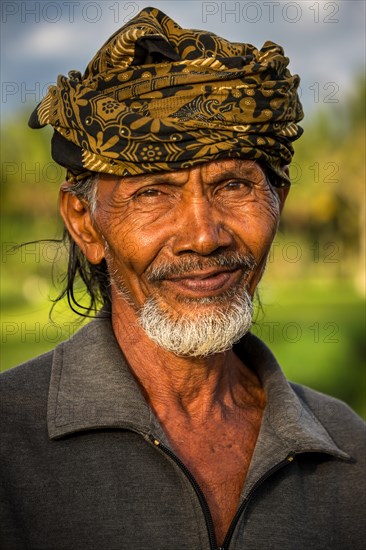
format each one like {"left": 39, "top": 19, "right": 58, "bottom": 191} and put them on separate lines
{"left": 1, "top": 315, "right": 365, "bottom": 549}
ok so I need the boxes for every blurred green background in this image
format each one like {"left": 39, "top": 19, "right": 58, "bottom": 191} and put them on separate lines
{"left": 1, "top": 76, "right": 365, "bottom": 418}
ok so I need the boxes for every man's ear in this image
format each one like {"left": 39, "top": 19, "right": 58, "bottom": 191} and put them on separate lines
{"left": 59, "top": 184, "right": 105, "bottom": 265}
{"left": 276, "top": 186, "right": 290, "bottom": 213}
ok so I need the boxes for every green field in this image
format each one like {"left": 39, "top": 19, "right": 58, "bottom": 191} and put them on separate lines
{"left": 255, "top": 279, "right": 365, "bottom": 418}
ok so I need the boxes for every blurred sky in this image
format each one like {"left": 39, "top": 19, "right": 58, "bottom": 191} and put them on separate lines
{"left": 1, "top": 0, "right": 365, "bottom": 122}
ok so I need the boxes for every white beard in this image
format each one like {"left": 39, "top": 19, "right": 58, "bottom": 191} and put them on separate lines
{"left": 139, "top": 287, "right": 253, "bottom": 357}
{"left": 105, "top": 245, "right": 255, "bottom": 357}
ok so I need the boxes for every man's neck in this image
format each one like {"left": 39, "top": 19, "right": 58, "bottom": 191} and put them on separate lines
{"left": 111, "top": 299, "right": 265, "bottom": 424}
{"left": 111, "top": 297, "right": 266, "bottom": 547}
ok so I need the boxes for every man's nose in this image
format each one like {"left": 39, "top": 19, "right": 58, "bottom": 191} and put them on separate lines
{"left": 171, "top": 197, "right": 233, "bottom": 256}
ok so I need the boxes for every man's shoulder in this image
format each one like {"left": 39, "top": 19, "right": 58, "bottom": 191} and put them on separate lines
{"left": 0, "top": 316, "right": 110, "bottom": 400}
{"left": 290, "top": 381, "right": 365, "bottom": 426}
{"left": 0, "top": 349, "right": 54, "bottom": 390}
{"left": 291, "top": 381, "right": 365, "bottom": 455}
{"left": 0, "top": 350, "right": 55, "bottom": 432}
{"left": 0, "top": 349, "right": 55, "bottom": 414}
{"left": 0, "top": 316, "right": 106, "bottom": 384}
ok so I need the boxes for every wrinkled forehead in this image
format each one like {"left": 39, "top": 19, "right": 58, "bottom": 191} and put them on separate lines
{"left": 98, "top": 158, "right": 266, "bottom": 187}
{"left": 193, "top": 159, "right": 266, "bottom": 181}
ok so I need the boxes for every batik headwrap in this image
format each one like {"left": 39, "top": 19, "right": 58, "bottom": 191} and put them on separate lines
{"left": 29, "top": 7, "right": 304, "bottom": 186}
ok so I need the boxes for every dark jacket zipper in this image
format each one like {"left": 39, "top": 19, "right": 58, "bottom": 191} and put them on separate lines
{"left": 148, "top": 435, "right": 218, "bottom": 549}
{"left": 148, "top": 434, "right": 295, "bottom": 550}
{"left": 221, "top": 454, "right": 295, "bottom": 549}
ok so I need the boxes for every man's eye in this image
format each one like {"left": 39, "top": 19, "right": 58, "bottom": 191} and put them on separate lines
{"left": 223, "top": 181, "right": 252, "bottom": 192}
{"left": 135, "top": 188, "right": 162, "bottom": 198}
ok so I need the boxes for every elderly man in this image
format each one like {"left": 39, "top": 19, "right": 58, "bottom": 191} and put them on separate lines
{"left": 1, "top": 7, "right": 364, "bottom": 550}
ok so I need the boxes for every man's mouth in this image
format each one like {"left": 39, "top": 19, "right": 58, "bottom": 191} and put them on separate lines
{"left": 163, "top": 268, "right": 243, "bottom": 294}
{"left": 145, "top": 252, "right": 257, "bottom": 298}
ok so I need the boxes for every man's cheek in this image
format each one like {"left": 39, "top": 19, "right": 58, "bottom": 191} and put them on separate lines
{"left": 255, "top": 196, "right": 281, "bottom": 224}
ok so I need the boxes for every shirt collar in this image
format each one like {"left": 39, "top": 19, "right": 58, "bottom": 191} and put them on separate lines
{"left": 47, "top": 314, "right": 350, "bottom": 464}
{"left": 48, "top": 314, "right": 157, "bottom": 439}
{"left": 232, "top": 334, "right": 351, "bottom": 496}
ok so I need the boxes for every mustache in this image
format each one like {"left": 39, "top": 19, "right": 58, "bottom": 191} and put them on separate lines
{"left": 146, "top": 252, "right": 257, "bottom": 282}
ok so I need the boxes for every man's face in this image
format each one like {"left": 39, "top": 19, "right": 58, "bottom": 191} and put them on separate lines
{"left": 88, "top": 159, "right": 287, "bottom": 354}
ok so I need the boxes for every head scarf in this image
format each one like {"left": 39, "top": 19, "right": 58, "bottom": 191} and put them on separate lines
{"left": 29, "top": 7, "right": 303, "bottom": 186}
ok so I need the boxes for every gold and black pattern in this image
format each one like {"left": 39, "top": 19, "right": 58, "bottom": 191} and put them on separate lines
{"left": 29, "top": 7, "right": 304, "bottom": 185}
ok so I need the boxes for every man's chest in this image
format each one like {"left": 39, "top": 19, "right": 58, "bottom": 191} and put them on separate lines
{"left": 161, "top": 410, "right": 263, "bottom": 545}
